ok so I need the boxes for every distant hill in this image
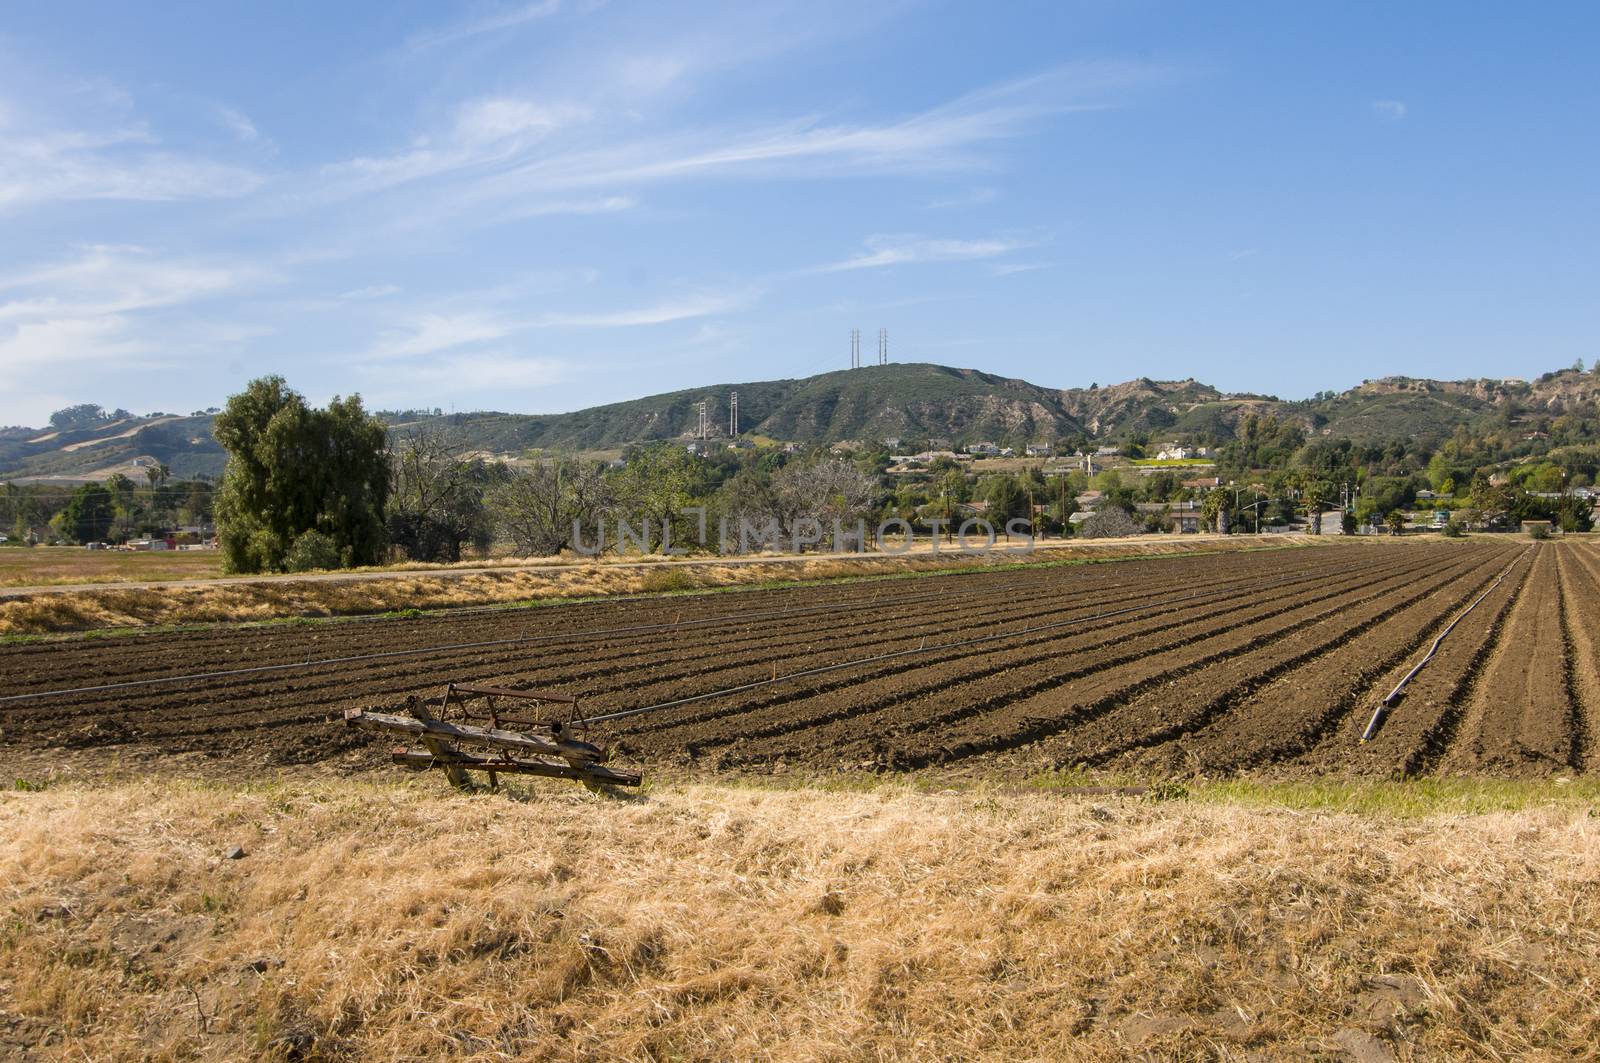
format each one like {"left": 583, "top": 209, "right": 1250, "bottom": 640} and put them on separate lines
{"left": 5, "top": 363, "right": 1596, "bottom": 482}
{"left": 0, "top": 414, "right": 227, "bottom": 484}
{"left": 417, "top": 364, "right": 1098, "bottom": 453}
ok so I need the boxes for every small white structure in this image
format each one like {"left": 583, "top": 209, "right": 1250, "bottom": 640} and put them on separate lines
{"left": 1310, "top": 511, "right": 1346, "bottom": 535}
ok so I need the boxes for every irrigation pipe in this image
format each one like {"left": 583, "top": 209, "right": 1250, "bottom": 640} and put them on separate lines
{"left": 1359, "top": 547, "right": 1531, "bottom": 742}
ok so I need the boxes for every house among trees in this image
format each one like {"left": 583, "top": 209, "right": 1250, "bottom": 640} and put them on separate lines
{"left": 1135, "top": 501, "right": 1207, "bottom": 533}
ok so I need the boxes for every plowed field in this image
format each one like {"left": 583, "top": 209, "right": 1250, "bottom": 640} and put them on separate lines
{"left": 3, "top": 539, "right": 1594, "bottom": 781}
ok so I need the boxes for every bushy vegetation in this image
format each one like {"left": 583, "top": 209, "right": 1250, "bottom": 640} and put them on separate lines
{"left": 213, "top": 377, "right": 389, "bottom": 574}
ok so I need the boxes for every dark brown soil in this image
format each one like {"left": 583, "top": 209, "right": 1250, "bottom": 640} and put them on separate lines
{"left": 2, "top": 539, "right": 1588, "bottom": 783}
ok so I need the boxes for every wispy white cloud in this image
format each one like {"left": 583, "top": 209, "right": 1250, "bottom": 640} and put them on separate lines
{"left": 216, "top": 105, "right": 259, "bottom": 142}
{"left": 0, "top": 95, "right": 263, "bottom": 209}
{"left": 812, "top": 234, "right": 1035, "bottom": 273}
{"left": 1226, "top": 247, "right": 1260, "bottom": 262}
{"left": 1372, "top": 99, "right": 1407, "bottom": 120}
{"left": 363, "top": 353, "right": 571, "bottom": 407}
{"left": 986, "top": 261, "right": 1049, "bottom": 277}
{"left": 508, "top": 194, "right": 636, "bottom": 219}
{"left": 0, "top": 245, "right": 264, "bottom": 321}
{"left": 368, "top": 311, "right": 519, "bottom": 360}
{"left": 925, "top": 186, "right": 998, "bottom": 209}
{"left": 0, "top": 314, "right": 149, "bottom": 370}
{"left": 316, "top": 96, "right": 590, "bottom": 198}
{"left": 315, "top": 61, "right": 1163, "bottom": 222}
{"left": 0, "top": 246, "right": 269, "bottom": 397}
{"left": 537, "top": 291, "right": 746, "bottom": 328}
{"left": 338, "top": 284, "right": 402, "bottom": 301}
{"left": 404, "top": 0, "right": 563, "bottom": 52}
{"left": 363, "top": 289, "right": 746, "bottom": 362}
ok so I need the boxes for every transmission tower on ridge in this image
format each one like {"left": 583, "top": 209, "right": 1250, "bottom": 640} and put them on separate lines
{"left": 850, "top": 328, "right": 860, "bottom": 369}
{"left": 729, "top": 392, "right": 739, "bottom": 436}
{"left": 878, "top": 328, "right": 888, "bottom": 365}
{"left": 695, "top": 400, "right": 708, "bottom": 440}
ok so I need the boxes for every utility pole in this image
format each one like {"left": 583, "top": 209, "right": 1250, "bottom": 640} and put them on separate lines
{"left": 729, "top": 392, "right": 739, "bottom": 437}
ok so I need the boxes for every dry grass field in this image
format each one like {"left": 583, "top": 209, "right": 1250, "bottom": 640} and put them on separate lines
{"left": 0, "top": 547, "right": 223, "bottom": 588}
{"left": 2, "top": 777, "right": 1598, "bottom": 1061}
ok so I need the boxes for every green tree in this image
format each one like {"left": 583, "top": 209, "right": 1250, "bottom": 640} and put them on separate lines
{"left": 610, "top": 444, "right": 706, "bottom": 551}
{"left": 284, "top": 529, "right": 342, "bottom": 571}
{"left": 1386, "top": 509, "right": 1407, "bottom": 536}
{"left": 982, "top": 474, "right": 1030, "bottom": 534}
{"left": 58, "top": 482, "right": 115, "bottom": 543}
{"left": 213, "top": 376, "right": 389, "bottom": 573}
{"left": 1202, "top": 488, "right": 1229, "bottom": 533}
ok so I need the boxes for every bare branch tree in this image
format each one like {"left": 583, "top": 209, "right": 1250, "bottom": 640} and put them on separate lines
{"left": 488, "top": 459, "right": 611, "bottom": 556}
{"left": 387, "top": 425, "right": 493, "bottom": 562}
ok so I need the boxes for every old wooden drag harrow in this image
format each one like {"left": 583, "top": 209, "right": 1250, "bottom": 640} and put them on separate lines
{"left": 344, "top": 682, "right": 641, "bottom": 791}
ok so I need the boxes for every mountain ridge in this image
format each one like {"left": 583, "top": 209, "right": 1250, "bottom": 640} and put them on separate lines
{"left": 3, "top": 362, "right": 1594, "bottom": 481}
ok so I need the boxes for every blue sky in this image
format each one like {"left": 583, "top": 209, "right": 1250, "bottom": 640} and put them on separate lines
{"left": 2, "top": 1, "right": 1597, "bottom": 425}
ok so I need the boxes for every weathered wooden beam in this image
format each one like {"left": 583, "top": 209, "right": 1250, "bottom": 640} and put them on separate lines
{"left": 390, "top": 749, "right": 642, "bottom": 787}
{"left": 345, "top": 708, "right": 608, "bottom": 764}
{"left": 448, "top": 683, "right": 578, "bottom": 704}
{"left": 406, "top": 697, "right": 472, "bottom": 789}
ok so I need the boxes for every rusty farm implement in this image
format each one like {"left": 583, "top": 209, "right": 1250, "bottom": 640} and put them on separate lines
{"left": 344, "top": 682, "right": 641, "bottom": 791}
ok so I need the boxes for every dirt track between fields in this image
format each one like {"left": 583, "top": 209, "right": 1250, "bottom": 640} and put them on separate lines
{"left": 2, "top": 538, "right": 1592, "bottom": 783}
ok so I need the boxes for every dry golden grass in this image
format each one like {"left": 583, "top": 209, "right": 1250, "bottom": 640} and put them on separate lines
{"left": 0, "top": 546, "right": 222, "bottom": 588}
{"left": 0, "top": 535, "right": 1322, "bottom": 637}
{"left": 2, "top": 777, "right": 1597, "bottom": 1060}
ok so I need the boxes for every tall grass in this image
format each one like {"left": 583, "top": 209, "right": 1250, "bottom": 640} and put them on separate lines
{"left": 2, "top": 777, "right": 1598, "bottom": 1059}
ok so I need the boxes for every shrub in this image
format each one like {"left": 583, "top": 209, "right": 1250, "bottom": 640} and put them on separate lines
{"left": 1079, "top": 508, "right": 1142, "bottom": 539}
{"left": 1442, "top": 520, "right": 1466, "bottom": 538}
{"left": 639, "top": 567, "right": 696, "bottom": 593}
{"left": 285, "top": 530, "right": 343, "bottom": 572}
{"left": 1527, "top": 523, "right": 1552, "bottom": 541}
